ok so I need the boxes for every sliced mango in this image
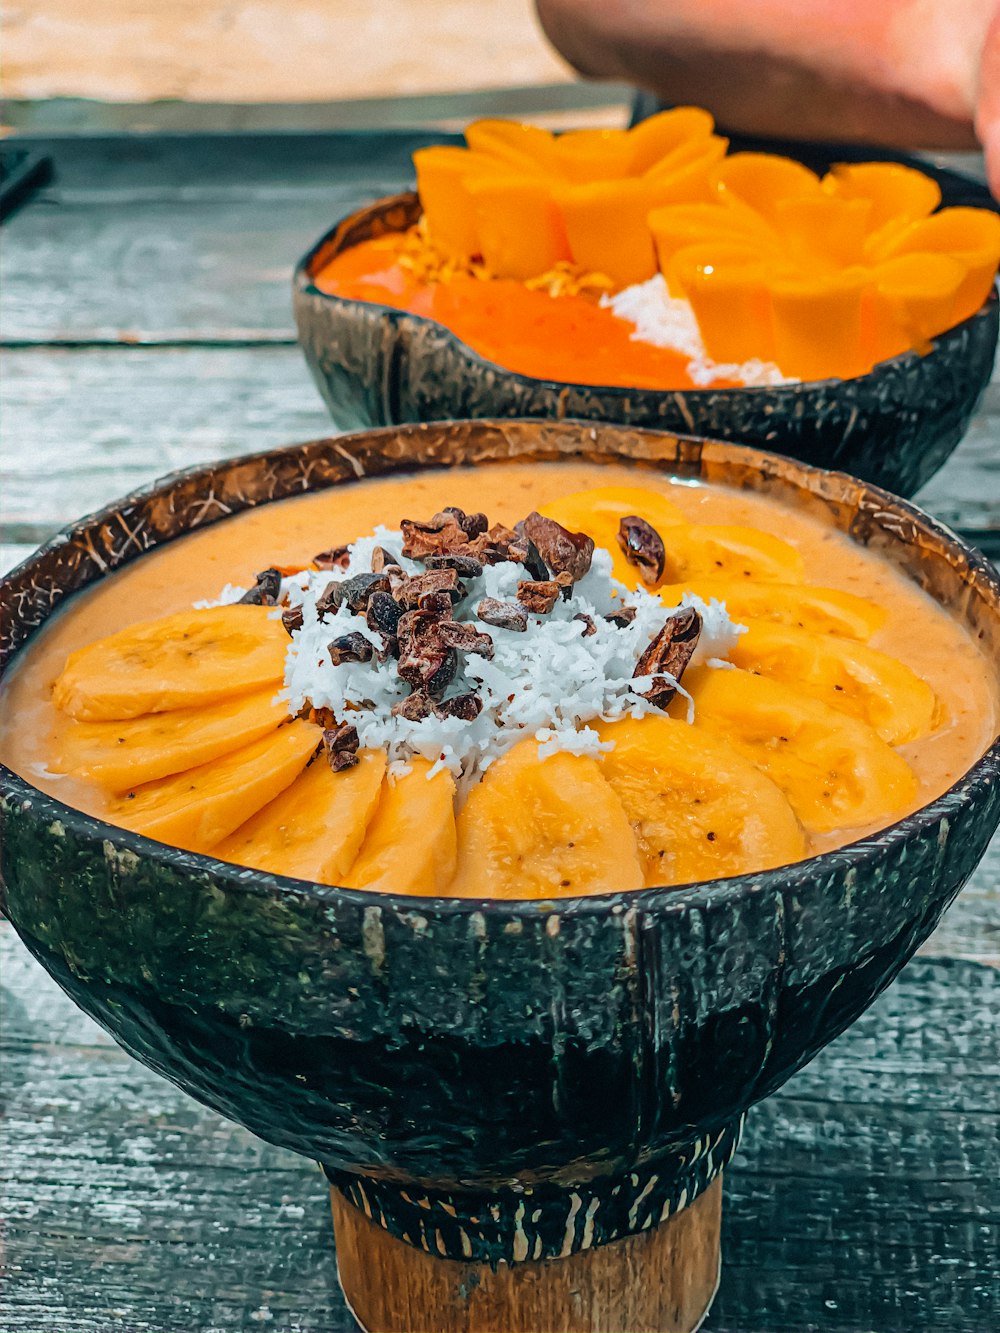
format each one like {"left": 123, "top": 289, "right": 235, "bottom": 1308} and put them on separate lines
{"left": 865, "top": 253, "right": 968, "bottom": 361}
{"left": 554, "top": 128, "right": 633, "bottom": 183}
{"left": 658, "top": 579, "right": 886, "bottom": 642}
{"left": 53, "top": 686, "right": 289, "bottom": 791}
{"left": 343, "top": 759, "right": 457, "bottom": 896}
{"left": 772, "top": 196, "right": 872, "bottom": 269}
{"left": 660, "top": 525, "right": 805, "bottom": 587}
{"left": 712, "top": 153, "right": 824, "bottom": 225}
{"left": 640, "top": 137, "right": 729, "bottom": 205}
{"left": 213, "top": 749, "right": 387, "bottom": 884}
{"left": 451, "top": 741, "right": 643, "bottom": 899}
{"left": 110, "top": 720, "right": 321, "bottom": 853}
{"left": 557, "top": 179, "right": 659, "bottom": 288}
{"left": 626, "top": 106, "right": 716, "bottom": 175}
{"left": 413, "top": 145, "right": 499, "bottom": 260}
{"left": 668, "top": 244, "right": 778, "bottom": 364}
{"left": 822, "top": 161, "right": 941, "bottom": 230}
{"left": 867, "top": 207, "right": 1000, "bottom": 325}
{"left": 595, "top": 716, "right": 805, "bottom": 885}
{"left": 466, "top": 173, "right": 570, "bottom": 279}
{"left": 53, "top": 605, "right": 290, "bottom": 722}
{"left": 464, "top": 119, "right": 562, "bottom": 176}
{"left": 675, "top": 667, "right": 918, "bottom": 833}
{"left": 767, "top": 269, "right": 871, "bottom": 382}
{"left": 729, "top": 621, "right": 937, "bottom": 745}
{"left": 649, "top": 202, "right": 779, "bottom": 276}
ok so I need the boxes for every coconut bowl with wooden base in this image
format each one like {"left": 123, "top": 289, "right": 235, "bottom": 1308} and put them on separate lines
{"left": 2, "top": 420, "right": 999, "bottom": 1333}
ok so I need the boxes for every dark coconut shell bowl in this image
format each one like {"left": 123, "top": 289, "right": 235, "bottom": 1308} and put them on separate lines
{"left": 294, "top": 185, "right": 999, "bottom": 500}
{"left": 2, "top": 419, "right": 1000, "bottom": 1268}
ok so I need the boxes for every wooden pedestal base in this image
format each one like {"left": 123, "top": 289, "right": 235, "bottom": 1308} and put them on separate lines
{"left": 331, "top": 1174, "right": 722, "bottom": 1333}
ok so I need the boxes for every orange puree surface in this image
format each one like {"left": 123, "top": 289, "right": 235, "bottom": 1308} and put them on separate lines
{"left": 1, "top": 461, "right": 996, "bottom": 867}
{"left": 314, "top": 241, "right": 733, "bottom": 390}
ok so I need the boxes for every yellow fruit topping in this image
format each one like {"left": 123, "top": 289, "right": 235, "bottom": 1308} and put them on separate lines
{"left": 53, "top": 686, "right": 289, "bottom": 792}
{"left": 343, "top": 759, "right": 457, "bottom": 896}
{"left": 660, "top": 525, "right": 805, "bottom": 587}
{"left": 213, "top": 749, "right": 387, "bottom": 884}
{"left": 110, "top": 720, "right": 321, "bottom": 853}
{"left": 451, "top": 740, "right": 643, "bottom": 899}
{"left": 676, "top": 667, "right": 918, "bottom": 834}
{"left": 595, "top": 716, "right": 805, "bottom": 885}
{"left": 658, "top": 579, "right": 886, "bottom": 641}
{"left": 730, "top": 621, "right": 937, "bottom": 745}
{"left": 52, "top": 605, "right": 289, "bottom": 721}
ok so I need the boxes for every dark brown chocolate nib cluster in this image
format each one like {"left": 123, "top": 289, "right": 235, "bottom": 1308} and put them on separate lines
{"left": 240, "top": 508, "right": 702, "bottom": 770}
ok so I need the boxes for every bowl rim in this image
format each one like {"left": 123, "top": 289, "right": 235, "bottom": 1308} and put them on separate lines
{"left": 2, "top": 419, "right": 999, "bottom": 923}
{"left": 292, "top": 188, "right": 1000, "bottom": 399}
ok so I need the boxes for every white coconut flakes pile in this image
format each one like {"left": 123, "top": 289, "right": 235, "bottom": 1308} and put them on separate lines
{"left": 251, "top": 525, "right": 747, "bottom": 792}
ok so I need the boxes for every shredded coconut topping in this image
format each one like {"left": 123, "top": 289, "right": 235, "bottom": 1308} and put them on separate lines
{"left": 258, "top": 524, "right": 746, "bottom": 792}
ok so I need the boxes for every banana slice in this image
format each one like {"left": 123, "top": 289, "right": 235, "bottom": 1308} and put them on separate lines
{"left": 54, "top": 687, "right": 289, "bottom": 792}
{"left": 110, "top": 720, "right": 321, "bottom": 853}
{"left": 659, "top": 578, "right": 886, "bottom": 641}
{"left": 538, "top": 485, "right": 685, "bottom": 587}
{"left": 675, "top": 667, "right": 918, "bottom": 834}
{"left": 596, "top": 715, "right": 805, "bottom": 885}
{"left": 660, "top": 525, "right": 805, "bottom": 586}
{"left": 53, "top": 605, "right": 289, "bottom": 721}
{"left": 343, "top": 759, "right": 457, "bottom": 896}
{"left": 730, "top": 621, "right": 937, "bottom": 744}
{"left": 214, "top": 749, "right": 387, "bottom": 884}
{"left": 451, "top": 740, "right": 643, "bottom": 898}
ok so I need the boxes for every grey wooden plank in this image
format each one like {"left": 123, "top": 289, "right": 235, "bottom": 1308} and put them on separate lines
{"left": 0, "top": 346, "right": 331, "bottom": 536}
{"left": 0, "top": 132, "right": 453, "bottom": 344}
{"left": 1, "top": 344, "right": 997, "bottom": 540}
{"left": 2, "top": 927, "right": 995, "bottom": 1333}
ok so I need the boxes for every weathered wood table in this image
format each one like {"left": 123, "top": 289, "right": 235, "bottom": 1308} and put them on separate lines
{"left": 1, "top": 131, "right": 998, "bottom": 1333}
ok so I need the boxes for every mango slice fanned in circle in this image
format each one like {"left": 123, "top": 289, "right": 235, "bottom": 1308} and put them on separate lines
{"left": 54, "top": 687, "right": 291, "bottom": 792}
{"left": 110, "top": 720, "right": 321, "bottom": 853}
{"left": 658, "top": 578, "right": 886, "bottom": 641}
{"left": 595, "top": 716, "right": 805, "bottom": 886}
{"left": 675, "top": 667, "right": 918, "bottom": 834}
{"left": 214, "top": 749, "right": 387, "bottom": 885}
{"left": 450, "top": 741, "right": 643, "bottom": 899}
{"left": 343, "top": 759, "right": 457, "bottom": 896}
{"left": 53, "top": 605, "right": 290, "bottom": 721}
{"left": 730, "top": 621, "right": 937, "bottom": 745}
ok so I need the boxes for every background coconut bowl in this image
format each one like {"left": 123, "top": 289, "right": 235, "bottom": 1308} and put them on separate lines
{"left": 294, "top": 151, "right": 999, "bottom": 499}
{"left": 2, "top": 421, "right": 999, "bottom": 1260}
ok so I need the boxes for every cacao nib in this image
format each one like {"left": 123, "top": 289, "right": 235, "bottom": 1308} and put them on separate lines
{"left": 400, "top": 514, "right": 467, "bottom": 559}
{"left": 606, "top": 605, "right": 637, "bottom": 628}
{"left": 281, "top": 605, "right": 304, "bottom": 636}
{"left": 632, "top": 607, "right": 702, "bottom": 708}
{"left": 396, "top": 610, "right": 457, "bottom": 697}
{"left": 391, "top": 690, "right": 437, "bottom": 721}
{"left": 393, "top": 567, "right": 464, "bottom": 609}
{"left": 315, "top": 580, "right": 344, "bottom": 618}
{"left": 574, "top": 612, "right": 597, "bottom": 637}
{"left": 366, "top": 590, "right": 402, "bottom": 639}
{"left": 476, "top": 597, "right": 529, "bottom": 632}
{"left": 418, "top": 591, "right": 455, "bottom": 617}
{"left": 437, "top": 691, "right": 483, "bottom": 721}
{"left": 436, "top": 621, "right": 495, "bottom": 659}
{"left": 313, "top": 545, "right": 350, "bottom": 571}
{"left": 617, "top": 516, "right": 666, "bottom": 584}
{"left": 239, "top": 567, "right": 282, "bottom": 606}
{"left": 340, "top": 571, "right": 390, "bottom": 613}
{"left": 323, "top": 722, "right": 360, "bottom": 772}
{"left": 328, "top": 633, "right": 374, "bottom": 666}
{"left": 516, "top": 573, "right": 572, "bottom": 615}
{"left": 522, "top": 512, "right": 595, "bottom": 584}
{"left": 435, "top": 507, "right": 488, "bottom": 539}
{"left": 425, "top": 553, "right": 484, "bottom": 578}
{"left": 370, "top": 546, "right": 398, "bottom": 573}
{"left": 521, "top": 538, "right": 549, "bottom": 583}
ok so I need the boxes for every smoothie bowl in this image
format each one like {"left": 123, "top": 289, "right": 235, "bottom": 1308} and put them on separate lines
{"left": 294, "top": 113, "right": 1000, "bottom": 496}
{"left": 1, "top": 419, "right": 999, "bottom": 1329}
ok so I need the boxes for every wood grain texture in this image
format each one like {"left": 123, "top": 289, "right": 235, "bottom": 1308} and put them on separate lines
{"left": 331, "top": 1178, "right": 721, "bottom": 1333}
{"left": 1, "top": 931, "right": 996, "bottom": 1333}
